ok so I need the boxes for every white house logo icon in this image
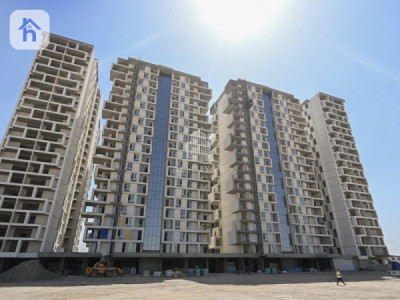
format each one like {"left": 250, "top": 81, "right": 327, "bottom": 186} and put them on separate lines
{"left": 10, "top": 10, "right": 50, "bottom": 50}
{"left": 185, "top": 130, "right": 211, "bottom": 162}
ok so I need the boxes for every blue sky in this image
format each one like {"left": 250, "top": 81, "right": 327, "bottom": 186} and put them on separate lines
{"left": 1, "top": 0, "right": 399, "bottom": 255}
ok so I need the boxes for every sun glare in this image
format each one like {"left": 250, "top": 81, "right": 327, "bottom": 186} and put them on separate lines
{"left": 197, "top": 0, "right": 281, "bottom": 41}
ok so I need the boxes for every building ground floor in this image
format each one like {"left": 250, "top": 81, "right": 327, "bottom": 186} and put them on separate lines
{"left": 0, "top": 252, "right": 346, "bottom": 275}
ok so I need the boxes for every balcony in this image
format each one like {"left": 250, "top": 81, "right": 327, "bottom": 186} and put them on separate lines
{"left": 317, "top": 235, "right": 333, "bottom": 246}
{"left": 232, "top": 198, "right": 251, "bottom": 213}
{"left": 211, "top": 168, "right": 220, "bottom": 181}
{"left": 224, "top": 135, "right": 244, "bottom": 151}
{"left": 208, "top": 189, "right": 221, "bottom": 204}
{"left": 221, "top": 96, "right": 236, "bottom": 114}
{"left": 210, "top": 134, "right": 218, "bottom": 147}
{"left": 93, "top": 154, "right": 112, "bottom": 165}
{"left": 209, "top": 235, "right": 222, "bottom": 249}
{"left": 226, "top": 113, "right": 243, "bottom": 128}
{"left": 213, "top": 209, "right": 222, "bottom": 221}
{"left": 370, "top": 246, "right": 388, "bottom": 256}
{"left": 227, "top": 152, "right": 246, "bottom": 167}
{"left": 228, "top": 230, "right": 239, "bottom": 245}
{"left": 226, "top": 178, "right": 248, "bottom": 194}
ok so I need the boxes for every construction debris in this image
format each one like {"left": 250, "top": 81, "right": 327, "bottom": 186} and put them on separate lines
{"left": 0, "top": 259, "right": 58, "bottom": 282}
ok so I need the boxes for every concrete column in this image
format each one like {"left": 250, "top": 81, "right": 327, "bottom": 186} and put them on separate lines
{"left": 329, "top": 258, "right": 334, "bottom": 271}
{"left": 316, "top": 259, "right": 321, "bottom": 271}
{"left": 238, "top": 258, "right": 245, "bottom": 272}
{"left": 59, "top": 258, "right": 66, "bottom": 276}
{"left": 184, "top": 258, "right": 188, "bottom": 271}
{"left": 80, "top": 258, "right": 89, "bottom": 275}
{"left": 223, "top": 258, "right": 227, "bottom": 273}
{"left": 0, "top": 258, "right": 4, "bottom": 274}
{"left": 248, "top": 259, "right": 255, "bottom": 272}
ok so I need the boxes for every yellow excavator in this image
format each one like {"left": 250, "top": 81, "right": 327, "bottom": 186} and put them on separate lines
{"left": 85, "top": 261, "right": 123, "bottom": 277}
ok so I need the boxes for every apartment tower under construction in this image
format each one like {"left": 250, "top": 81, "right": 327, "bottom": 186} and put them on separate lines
{"left": 0, "top": 34, "right": 101, "bottom": 256}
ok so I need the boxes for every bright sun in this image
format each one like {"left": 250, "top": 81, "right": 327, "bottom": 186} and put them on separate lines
{"left": 197, "top": 0, "right": 281, "bottom": 41}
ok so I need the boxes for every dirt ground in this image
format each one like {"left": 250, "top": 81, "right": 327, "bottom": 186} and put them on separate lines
{"left": 0, "top": 271, "right": 399, "bottom": 300}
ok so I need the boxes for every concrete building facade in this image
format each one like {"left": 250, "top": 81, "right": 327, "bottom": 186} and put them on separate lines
{"left": 302, "top": 93, "right": 388, "bottom": 268}
{"left": 0, "top": 34, "right": 101, "bottom": 256}
{"left": 209, "top": 80, "right": 334, "bottom": 270}
{"left": 0, "top": 31, "right": 388, "bottom": 272}
{"left": 83, "top": 58, "right": 214, "bottom": 265}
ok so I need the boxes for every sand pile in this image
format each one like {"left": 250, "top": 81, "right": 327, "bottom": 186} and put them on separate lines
{"left": 0, "top": 259, "right": 58, "bottom": 282}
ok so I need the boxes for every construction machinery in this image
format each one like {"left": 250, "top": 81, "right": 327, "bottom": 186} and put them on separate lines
{"left": 85, "top": 261, "right": 123, "bottom": 277}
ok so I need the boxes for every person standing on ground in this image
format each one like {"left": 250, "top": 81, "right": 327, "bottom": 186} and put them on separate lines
{"left": 336, "top": 269, "right": 346, "bottom": 286}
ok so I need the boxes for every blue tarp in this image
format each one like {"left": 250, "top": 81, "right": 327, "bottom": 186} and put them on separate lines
{"left": 392, "top": 262, "right": 400, "bottom": 270}
{"left": 100, "top": 229, "right": 109, "bottom": 239}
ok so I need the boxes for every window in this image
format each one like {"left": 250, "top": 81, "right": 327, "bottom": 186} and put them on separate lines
{"left": 124, "top": 183, "right": 130, "bottom": 192}
{"left": 261, "top": 212, "right": 266, "bottom": 221}
{"left": 127, "top": 162, "right": 133, "bottom": 171}
{"left": 164, "top": 220, "right": 173, "bottom": 229}
{"left": 137, "top": 185, "right": 146, "bottom": 193}
{"left": 134, "top": 219, "right": 144, "bottom": 228}
{"left": 298, "top": 206, "right": 303, "bottom": 214}
{"left": 167, "top": 188, "right": 175, "bottom": 196}
{"left": 137, "top": 195, "right": 146, "bottom": 204}
{"left": 263, "top": 233, "right": 269, "bottom": 242}
{"left": 175, "top": 220, "right": 181, "bottom": 230}
{"left": 262, "top": 184, "right": 267, "bottom": 192}
{"left": 117, "top": 229, "right": 125, "bottom": 238}
{"left": 131, "top": 173, "right": 137, "bottom": 181}
{"left": 131, "top": 230, "right": 140, "bottom": 240}
{"left": 180, "top": 210, "right": 186, "bottom": 219}
{"left": 142, "top": 146, "right": 150, "bottom": 153}
{"left": 166, "top": 209, "right": 174, "bottom": 218}
{"left": 134, "top": 207, "right": 144, "bottom": 216}
{"left": 121, "top": 205, "right": 127, "bottom": 215}
{"left": 165, "top": 199, "right": 174, "bottom": 207}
